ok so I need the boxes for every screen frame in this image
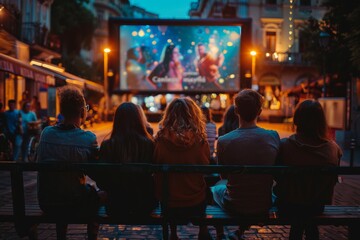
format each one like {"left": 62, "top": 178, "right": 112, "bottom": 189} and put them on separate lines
{"left": 108, "top": 18, "right": 252, "bottom": 95}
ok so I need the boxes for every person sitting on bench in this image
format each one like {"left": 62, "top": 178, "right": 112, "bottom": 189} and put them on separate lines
{"left": 274, "top": 99, "right": 342, "bottom": 240}
{"left": 37, "top": 86, "right": 100, "bottom": 240}
{"left": 212, "top": 89, "right": 280, "bottom": 240}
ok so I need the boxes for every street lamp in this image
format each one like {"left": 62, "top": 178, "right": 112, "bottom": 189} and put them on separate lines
{"left": 250, "top": 50, "right": 257, "bottom": 89}
{"left": 319, "top": 31, "right": 330, "bottom": 97}
{"left": 104, "top": 48, "right": 111, "bottom": 121}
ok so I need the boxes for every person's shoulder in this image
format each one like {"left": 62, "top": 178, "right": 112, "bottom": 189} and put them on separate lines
{"left": 257, "top": 127, "right": 280, "bottom": 139}
{"left": 80, "top": 129, "right": 97, "bottom": 141}
{"left": 218, "top": 129, "right": 238, "bottom": 142}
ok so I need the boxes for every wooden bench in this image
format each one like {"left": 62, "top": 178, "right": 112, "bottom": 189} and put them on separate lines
{"left": 1, "top": 162, "right": 360, "bottom": 239}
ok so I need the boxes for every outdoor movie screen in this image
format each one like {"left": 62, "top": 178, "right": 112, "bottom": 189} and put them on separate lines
{"left": 119, "top": 24, "right": 242, "bottom": 92}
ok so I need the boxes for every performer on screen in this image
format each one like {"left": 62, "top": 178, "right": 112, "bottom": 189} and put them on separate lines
{"left": 126, "top": 46, "right": 156, "bottom": 90}
{"left": 195, "top": 42, "right": 224, "bottom": 89}
{"left": 148, "top": 44, "right": 184, "bottom": 91}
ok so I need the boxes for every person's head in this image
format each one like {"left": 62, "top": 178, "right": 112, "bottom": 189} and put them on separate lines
{"left": 158, "top": 97, "right": 206, "bottom": 142}
{"left": 32, "top": 96, "right": 38, "bottom": 102}
{"left": 293, "top": 99, "right": 328, "bottom": 139}
{"left": 201, "top": 106, "right": 212, "bottom": 123}
{"left": 58, "top": 86, "right": 87, "bottom": 122}
{"left": 8, "top": 99, "right": 16, "bottom": 111}
{"left": 0, "top": 102, "right": 3, "bottom": 112}
{"left": 197, "top": 43, "right": 206, "bottom": 57}
{"left": 22, "top": 91, "right": 29, "bottom": 100}
{"left": 111, "top": 102, "right": 152, "bottom": 140}
{"left": 22, "top": 101, "right": 31, "bottom": 113}
{"left": 221, "top": 105, "right": 239, "bottom": 134}
{"left": 234, "top": 89, "right": 264, "bottom": 123}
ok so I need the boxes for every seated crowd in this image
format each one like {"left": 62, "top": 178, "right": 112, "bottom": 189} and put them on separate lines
{"left": 36, "top": 86, "right": 342, "bottom": 240}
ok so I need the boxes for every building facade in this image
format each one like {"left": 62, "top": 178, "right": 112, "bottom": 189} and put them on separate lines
{"left": 189, "top": 0, "right": 327, "bottom": 119}
{"left": 0, "top": 0, "right": 57, "bottom": 115}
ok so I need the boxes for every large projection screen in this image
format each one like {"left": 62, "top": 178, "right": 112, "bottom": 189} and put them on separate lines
{"left": 118, "top": 23, "right": 242, "bottom": 93}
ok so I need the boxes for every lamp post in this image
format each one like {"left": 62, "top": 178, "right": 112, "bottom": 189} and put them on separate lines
{"left": 319, "top": 31, "right": 330, "bottom": 97}
{"left": 250, "top": 50, "right": 257, "bottom": 89}
{"left": 103, "top": 48, "right": 111, "bottom": 121}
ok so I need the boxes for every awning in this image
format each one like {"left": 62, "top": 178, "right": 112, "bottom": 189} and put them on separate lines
{"left": 0, "top": 53, "right": 55, "bottom": 86}
{"left": 30, "top": 60, "right": 104, "bottom": 94}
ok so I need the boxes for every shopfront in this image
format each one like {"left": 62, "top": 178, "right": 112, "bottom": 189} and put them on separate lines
{"left": 0, "top": 53, "right": 55, "bottom": 115}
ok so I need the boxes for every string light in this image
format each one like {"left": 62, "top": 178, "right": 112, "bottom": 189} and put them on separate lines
{"left": 288, "top": 0, "right": 294, "bottom": 51}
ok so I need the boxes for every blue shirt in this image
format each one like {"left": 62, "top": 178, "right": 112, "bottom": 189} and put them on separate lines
{"left": 4, "top": 110, "right": 20, "bottom": 135}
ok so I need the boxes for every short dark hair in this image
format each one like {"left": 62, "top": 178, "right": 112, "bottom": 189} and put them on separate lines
{"left": 294, "top": 99, "right": 328, "bottom": 139}
{"left": 59, "top": 86, "right": 85, "bottom": 119}
{"left": 234, "top": 89, "right": 264, "bottom": 122}
{"left": 8, "top": 99, "right": 16, "bottom": 105}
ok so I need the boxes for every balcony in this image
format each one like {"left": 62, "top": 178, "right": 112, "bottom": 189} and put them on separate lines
{"left": 21, "top": 22, "right": 47, "bottom": 45}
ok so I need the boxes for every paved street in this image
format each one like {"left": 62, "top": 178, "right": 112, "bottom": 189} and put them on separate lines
{"left": 0, "top": 121, "right": 359, "bottom": 239}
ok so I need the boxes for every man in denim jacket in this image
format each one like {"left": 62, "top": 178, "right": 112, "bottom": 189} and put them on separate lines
{"left": 37, "top": 86, "right": 100, "bottom": 240}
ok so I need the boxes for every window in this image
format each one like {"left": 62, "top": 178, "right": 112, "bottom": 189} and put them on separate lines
{"left": 265, "top": 32, "right": 276, "bottom": 53}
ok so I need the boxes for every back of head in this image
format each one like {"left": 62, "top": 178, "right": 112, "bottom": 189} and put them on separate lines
{"left": 294, "top": 99, "right": 328, "bottom": 139}
{"left": 220, "top": 105, "right": 239, "bottom": 134}
{"left": 158, "top": 97, "right": 206, "bottom": 142}
{"left": 201, "top": 106, "right": 211, "bottom": 123}
{"left": 112, "top": 102, "right": 151, "bottom": 139}
{"left": 59, "top": 86, "right": 85, "bottom": 120}
{"left": 234, "top": 89, "right": 264, "bottom": 122}
{"left": 109, "top": 102, "right": 153, "bottom": 163}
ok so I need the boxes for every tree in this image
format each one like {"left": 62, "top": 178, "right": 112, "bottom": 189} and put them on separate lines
{"left": 51, "top": 0, "right": 96, "bottom": 77}
{"left": 300, "top": 0, "right": 360, "bottom": 97}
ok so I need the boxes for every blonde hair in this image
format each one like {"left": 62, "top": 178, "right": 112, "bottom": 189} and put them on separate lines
{"left": 157, "top": 97, "right": 206, "bottom": 143}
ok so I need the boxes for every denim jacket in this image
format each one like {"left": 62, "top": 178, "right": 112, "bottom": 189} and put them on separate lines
{"left": 37, "top": 125, "right": 98, "bottom": 208}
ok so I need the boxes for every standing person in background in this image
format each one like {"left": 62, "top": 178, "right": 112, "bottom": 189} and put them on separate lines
{"left": 212, "top": 89, "right": 280, "bottom": 239}
{"left": 274, "top": 100, "right": 342, "bottom": 240}
{"left": 154, "top": 98, "right": 212, "bottom": 240}
{"left": 4, "top": 99, "right": 23, "bottom": 161}
{"left": 201, "top": 106, "right": 217, "bottom": 161}
{"left": 0, "top": 101, "right": 5, "bottom": 134}
{"left": 0, "top": 101, "right": 9, "bottom": 160}
{"left": 218, "top": 105, "right": 238, "bottom": 137}
{"left": 37, "top": 86, "right": 100, "bottom": 240}
{"left": 30, "top": 96, "right": 41, "bottom": 119}
{"left": 20, "top": 102, "right": 37, "bottom": 162}
{"left": 19, "top": 91, "right": 30, "bottom": 109}
{"left": 96, "top": 102, "right": 157, "bottom": 217}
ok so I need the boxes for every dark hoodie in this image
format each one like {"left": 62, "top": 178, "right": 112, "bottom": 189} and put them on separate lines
{"left": 154, "top": 130, "right": 210, "bottom": 208}
{"left": 275, "top": 134, "right": 342, "bottom": 206}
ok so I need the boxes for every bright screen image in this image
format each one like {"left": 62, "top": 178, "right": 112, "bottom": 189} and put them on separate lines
{"left": 119, "top": 25, "right": 241, "bottom": 92}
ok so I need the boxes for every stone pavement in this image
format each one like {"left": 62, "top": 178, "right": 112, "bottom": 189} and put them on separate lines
{"left": 0, "top": 122, "right": 359, "bottom": 239}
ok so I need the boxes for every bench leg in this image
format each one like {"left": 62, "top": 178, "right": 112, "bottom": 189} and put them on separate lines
{"left": 162, "top": 223, "right": 169, "bottom": 240}
{"left": 349, "top": 223, "right": 360, "bottom": 240}
{"left": 56, "top": 223, "right": 67, "bottom": 240}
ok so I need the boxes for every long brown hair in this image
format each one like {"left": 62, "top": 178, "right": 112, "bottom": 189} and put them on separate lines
{"left": 157, "top": 97, "right": 206, "bottom": 143}
{"left": 106, "top": 102, "right": 153, "bottom": 163}
{"left": 293, "top": 99, "right": 329, "bottom": 140}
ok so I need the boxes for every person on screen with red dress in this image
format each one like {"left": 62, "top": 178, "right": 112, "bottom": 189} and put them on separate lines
{"left": 148, "top": 44, "right": 184, "bottom": 91}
